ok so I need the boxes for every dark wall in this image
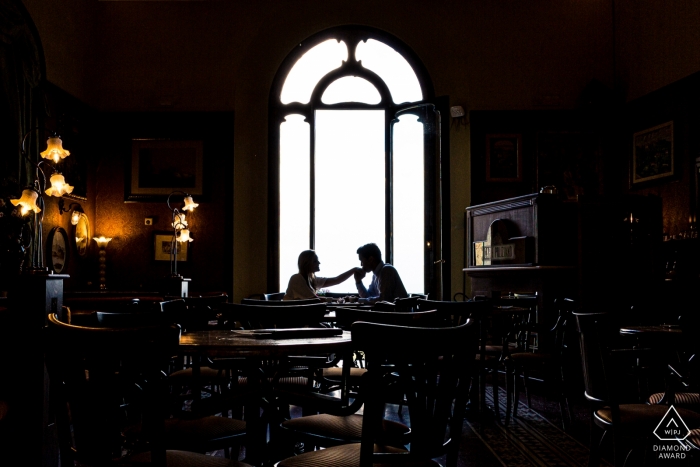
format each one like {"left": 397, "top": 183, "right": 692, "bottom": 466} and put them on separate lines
{"left": 88, "top": 112, "right": 234, "bottom": 295}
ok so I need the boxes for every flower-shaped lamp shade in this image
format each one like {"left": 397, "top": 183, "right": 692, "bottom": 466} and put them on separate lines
{"left": 10, "top": 188, "right": 41, "bottom": 215}
{"left": 172, "top": 212, "right": 188, "bottom": 229}
{"left": 71, "top": 210, "right": 82, "bottom": 225}
{"left": 177, "top": 229, "right": 194, "bottom": 243}
{"left": 92, "top": 236, "right": 112, "bottom": 248}
{"left": 40, "top": 136, "right": 70, "bottom": 163}
{"left": 182, "top": 196, "right": 199, "bottom": 212}
{"left": 44, "top": 173, "right": 74, "bottom": 197}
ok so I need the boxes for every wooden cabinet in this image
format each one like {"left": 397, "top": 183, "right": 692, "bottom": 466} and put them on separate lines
{"left": 465, "top": 193, "right": 663, "bottom": 325}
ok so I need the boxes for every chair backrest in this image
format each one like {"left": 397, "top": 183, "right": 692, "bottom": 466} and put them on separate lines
{"left": 264, "top": 292, "right": 286, "bottom": 301}
{"left": 417, "top": 298, "right": 491, "bottom": 326}
{"left": 95, "top": 310, "right": 164, "bottom": 327}
{"left": 45, "top": 313, "right": 180, "bottom": 466}
{"left": 573, "top": 311, "right": 618, "bottom": 406}
{"left": 160, "top": 294, "right": 227, "bottom": 331}
{"left": 217, "top": 302, "right": 328, "bottom": 329}
{"left": 351, "top": 319, "right": 478, "bottom": 465}
{"left": 334, "top": 308, "right": 442, "bottom": 327}
{"left": 241, "top": 297, "right": 322, "bottom": 306}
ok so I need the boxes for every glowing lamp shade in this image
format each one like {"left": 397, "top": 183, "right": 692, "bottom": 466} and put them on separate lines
{"left": 182, "top": 196, "right": 199, "bottom": 212}
{"left": 177, "top": 229, "right": 193, "bottom": 243}
{"left": 44, "top": 173, "right": 74, "bottom": 197}
{"left": 172, "top": 212, "right": 188, "bottom": 229}
{"left": 40, "top": 136, "right": 70, "bottom": 163}
{"left": 70, "top": 210, "right": 81, "bottom": 225}
{"left": 92, "top": 236, "right": 112, "bottom": 248}
{"left": 10, "top": 188, "right": 41, "bottom": 215}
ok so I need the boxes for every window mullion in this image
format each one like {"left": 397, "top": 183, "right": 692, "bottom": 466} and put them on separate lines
{"left": 309, "top": 112, "right": 315, "bottom": 251}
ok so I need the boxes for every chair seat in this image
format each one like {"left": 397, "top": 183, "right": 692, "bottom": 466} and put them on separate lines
{"left": 126, "top": 415, "right": 246, "bottom": 452}
{"left": 595, "top": 404, "right": 700, "bottom": 434}
{"left": 648, "top": 392, "right": 700, "bottom": 407}
{"left": 237, "top": 375, "right": 311, "bottom": 388}
{"left": 321, "top": 367, "right": 367, "bottom": 381}
{"left": 121, "top": 449, "right": 252, "bottom": 466}
{"left": 276, "top": 442, "right": 437, "bottom": 467}
{"left": 688, "top": 428, "right": 700, "bottom": 448}
{"left": 281, "top": 413, "right": 409, "bottom": 444}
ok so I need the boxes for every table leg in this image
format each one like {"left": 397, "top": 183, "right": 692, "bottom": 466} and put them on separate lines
{"left": 243, "top": 362, "right": 264, "bottom": 466}
{"left": 191, "top": 355, "right": 202, "bottom": 416}
{"left": 341, "top": 350, "right": 351, "bottom": 407}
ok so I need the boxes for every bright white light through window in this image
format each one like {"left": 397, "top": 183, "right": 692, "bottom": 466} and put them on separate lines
{"left": 279, "top": 115, "right": 310, "bottom": 291}
{"left": 393, "top": 114, "right": 424, "bottom": 293}
{"left": 321, "top": 76, "right": 381, "bottom": 105}
{"left": 280, "top": 39, "right": 348, "bottom": 105}
{"left": 315, "top": 110, "right": 385, "bottom": 293}
{"left": 355, "top": 39, "right": 422, "bottom": 104}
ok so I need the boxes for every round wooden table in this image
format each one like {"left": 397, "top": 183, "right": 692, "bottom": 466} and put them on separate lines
{"left": 179, "top": 329, "right": 353, "bottom": 465}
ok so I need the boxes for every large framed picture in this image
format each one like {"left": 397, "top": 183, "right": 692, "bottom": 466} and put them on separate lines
{"left": 486, "top": 134, "right": 522, "bottom": 182}
{"left": 631, "top": 121, "right": 674, "bottom": 187}
{"left": 153, "top": 232, "right": 189, "bottom": 262}
{"left": 127, "top": 139, "right": 204, "bottom": 202}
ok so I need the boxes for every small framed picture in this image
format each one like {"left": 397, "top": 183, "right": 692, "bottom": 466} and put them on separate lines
{"left": 631, "top": 121, "right": 674, "bottom": 187}
{"left": 153, "top": 231, "right": 189, "bottom": 262}
{"left": 486, "top": 134, "right": 522, "bottom": 182}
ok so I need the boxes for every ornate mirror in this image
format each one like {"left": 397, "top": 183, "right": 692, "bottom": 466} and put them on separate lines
{"left": 74, "top": 212, "right": 89, "bottom": 257}
{"left": 46, "top": 227, "right": 69, "bottom": 274}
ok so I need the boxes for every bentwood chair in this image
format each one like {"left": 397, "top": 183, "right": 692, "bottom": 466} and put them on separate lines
{"left": 505, "top": 298, "right": 575, "bottom": 429}
{"left": 276, "top": 318, "right": 479, "bottom": 467}
{"left": 574, "top": 312, "right": 700, "bottom": 466}
{"left": 279, "top": 308, "right": 442, "bottom": 454}
{"left": 45, "top": 313, "right": 250, "bottom": 467}
{"left": 417, "top": 298, "right": 499, "bottom": 419}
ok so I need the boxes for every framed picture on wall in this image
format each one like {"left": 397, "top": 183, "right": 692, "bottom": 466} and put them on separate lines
{"left": 153, "top": 231, "right": 189, "bottom": 262}
{"left": 486, "top": 134, "right": 522, "bottom": 182}
{"left": 127, "top": 139, "right": 204, "bottom": 202}
{"left": 631, "top": 121, "right": 674, "bottom": 187}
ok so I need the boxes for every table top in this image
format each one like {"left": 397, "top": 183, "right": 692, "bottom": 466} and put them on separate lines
{"left": 619, "top": 324, "right": 682, "bottom": 336}
{"left": 179, "top": 329, "right": 353, "bottom": 358}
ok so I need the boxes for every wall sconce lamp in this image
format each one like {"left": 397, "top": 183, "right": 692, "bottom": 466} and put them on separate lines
{"left": 92, "top": 236, "right": 112, "bottom": 290}
{"left": 166, "top": 191, "right": 198, "bottom": 279}
{"left": 10, "top": 128, "right": 73, "bottom": 273}
{"left": 58, "top": 199, "right": 84, "bottom": 225}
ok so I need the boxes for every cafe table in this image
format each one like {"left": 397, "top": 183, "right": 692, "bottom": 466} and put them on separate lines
{"left": 179, "top": 328, "right": 353, "bottom": 465}
{"left": 619, "top": 324, "right": 684, "bottom": 401}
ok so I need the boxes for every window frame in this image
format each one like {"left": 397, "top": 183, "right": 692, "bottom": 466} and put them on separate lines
{"left": 268, "top": 26, "right": 437, "bottom": 293}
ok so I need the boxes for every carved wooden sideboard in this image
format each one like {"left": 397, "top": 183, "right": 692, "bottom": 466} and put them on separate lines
{"left": 465, "top": 193, "right": 663, "bottom": 326}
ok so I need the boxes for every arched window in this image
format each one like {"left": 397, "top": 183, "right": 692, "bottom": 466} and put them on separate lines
{"left": 269, "top": 26, "right": 443, "bottom": 296}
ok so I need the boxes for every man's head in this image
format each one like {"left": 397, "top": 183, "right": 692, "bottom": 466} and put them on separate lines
{"left": 357, "top": 243, "right": 382, "bottom": 272}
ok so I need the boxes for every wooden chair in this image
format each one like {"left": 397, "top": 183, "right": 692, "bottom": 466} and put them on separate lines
{"left": 276, "top": 318, "right": 479, "bottom": 467}
{"left": 280, "top": 308, "right": 443, "bottom": 451}
{"left": 265, "top": 292, "right": 286, "bottom": 301}
{"left": 504, "top": 298, "right": 575, "bottom": 429}
{"left": 318, "top": 308, "right": 443, "bottom": 394}
{"left": 45, "top": 313, "right": 250, "bottom": 466}
{"left": 164, "top": 292, "right": 229, "bottom": 331}
{"left": 216, "top": 302, "right": 337, "bottom": 427}
{"left": 417, "top": 298, "right": 501, "bottom": 419}
{"left": 574, "top": 311, "right": 700, "bottom": 466}
{"left": 646, "top": 312, "right": 700, "bottom": 412}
